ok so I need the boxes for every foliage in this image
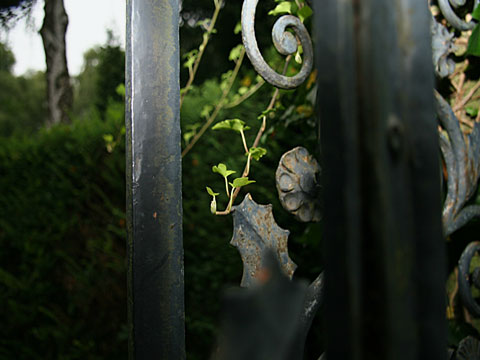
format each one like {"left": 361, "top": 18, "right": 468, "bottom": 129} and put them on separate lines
{"left": 0, "top": 0, "right": 35, "bottom": 28}
{"left": 467, "top": 5, "right": 480, "bottom": 57}
{"left": 72, "top": 31, "right": 125, "bottom": 120}
{"left": 0, "top": 100, "right": 127, "bottom": 359}
{"left": 0, "top": 41, "right": 14, "bottom": 72}
{"left": 0, "top": 42, "right": 47, "bottom": 137}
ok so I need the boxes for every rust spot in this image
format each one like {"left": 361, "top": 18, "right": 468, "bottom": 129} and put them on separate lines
{"left": 256, "top": 268, "right": 271, "bottom": 284}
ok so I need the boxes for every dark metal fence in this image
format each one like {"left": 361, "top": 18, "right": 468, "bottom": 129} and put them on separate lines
{"left": 125, "top": 0, "right": 480, "bottom": 358}
{"left": 126, "top": 0, "right": 185, "bottom": 358}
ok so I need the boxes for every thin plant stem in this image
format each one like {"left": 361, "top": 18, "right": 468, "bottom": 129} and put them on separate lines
{"left": 215, "top": 56, "right": 292, "bottom": 216}
{"left": 180, "top": 0, "right": 222, "bottom": 108}
{"left": 224, "top": 79, "right": 265, "bottom": 109}
{"left": 182, "top": 47, "right": 246, "bottom": 158}
{"left": 224, "top": 177, "right": 230, "bottom": 198}
{"left": 453, "top": 79, "right": 480, "bottom": 112}
{"left": 240, "top": 130, "right": 249, "bottom": 154}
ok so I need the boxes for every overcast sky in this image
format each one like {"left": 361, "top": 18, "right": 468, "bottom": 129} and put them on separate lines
{"left": 0, "top": 0, "right": 126, "bottom": 76}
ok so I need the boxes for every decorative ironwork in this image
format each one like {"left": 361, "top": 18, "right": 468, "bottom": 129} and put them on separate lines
{"left": 458, "top": 241, "right": 480, "bottom": 316}
{"left": 228, "top": 1, "right": 480, "bottom": 358}
{"left": 276, "top": 146, "right": 321, "bottom": 222}
{"left": 230, "top": 193, "right": 297, "bottom": 287}
{"left": 437, "top": 0, "right": 479, "bottom": 31}
{"left": 456, "top": 336, "right": 480, "bottom": 360}
{"left": 216, "top": 251, "right": 308, "bottom": 360}
{"left": 436, "top": 92, "right": 480, "bottom": 237}
{"left": 241, "top": 0, "right": 313, "bottom": 89}
{"left": 431, "top": 18, "right": 456, "bottom": 77}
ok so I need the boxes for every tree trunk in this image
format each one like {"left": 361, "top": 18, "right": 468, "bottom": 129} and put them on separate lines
{"left": 40, "top": 0, "right": 72, "bottom": 126}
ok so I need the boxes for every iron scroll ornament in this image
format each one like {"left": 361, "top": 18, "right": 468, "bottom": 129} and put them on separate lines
{"left": 437, "top": 0, "right": 480, "bottom": 31}
{"left": 458, "top": 242, "right": 480, "bottom": 317}
{"left": 241, "top": 0, "right": 314, "bottom": 89}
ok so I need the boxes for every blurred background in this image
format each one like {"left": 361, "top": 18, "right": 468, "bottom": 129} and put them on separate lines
{"left": 0, "top": 0, "right": 322, "bottom": 359}
{"left": 3, "top": 0, "right": 480, "bottom": 358}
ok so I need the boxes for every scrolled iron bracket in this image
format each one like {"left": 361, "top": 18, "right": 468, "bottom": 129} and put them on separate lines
{"left": 435, "top": 92, "right": 480, "bottom": 236}
{"left": 241, "top": 0, "right": 313, "bottom": 89}
{"left": 437, "top": 0, "right": 480, "bottom": 31}
{"left": 458, "top": 242, "right": 480, "bottom": 317}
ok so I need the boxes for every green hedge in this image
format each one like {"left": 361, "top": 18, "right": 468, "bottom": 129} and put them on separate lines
{"left": 0, "top": 108, "right": 127, "bottom": 359}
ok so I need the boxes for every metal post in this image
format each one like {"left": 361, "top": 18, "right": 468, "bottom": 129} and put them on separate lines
{"left": 126, "top": 0, "right": 185, "bottom": 359}
{"left": 315, "top": 0, "right": 445, "bottom": 359}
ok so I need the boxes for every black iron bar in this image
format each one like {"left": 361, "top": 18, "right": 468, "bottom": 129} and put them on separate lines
{"left": 126, "top": 0, "right": 185, "bottom": 359}
{"left": 315, "top": 0, "right": 446, "bottom": 359}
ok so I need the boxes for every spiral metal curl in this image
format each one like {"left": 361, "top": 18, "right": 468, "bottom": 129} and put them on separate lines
{"left": 458, "top": 241, "right": 480, "bottom": 317}
{"left": 437, "top": 0, "right": 480, "bottom": 31}
{"left": 241, "top": 0, "right": 313, "bottom": 90}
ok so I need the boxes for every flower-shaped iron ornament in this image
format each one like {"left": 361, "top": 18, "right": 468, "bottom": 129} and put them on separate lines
{"left": 276, "top": 147, "right": 321, "bottom": 223}
{"left": 456, "top": 336, "right": 480, "bottom": 360}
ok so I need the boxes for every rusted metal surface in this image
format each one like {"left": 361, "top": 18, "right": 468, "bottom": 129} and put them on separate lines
{"left": 230, "top": 194, "right": 297, "bottom": 287}
{"left": 437, "top": 0, "right": 479, "bottom": 31}
{"left": 241, "top": 0, "right": 313, "bottom": 89}
{"left": 276, "top": 147, "right": 322, "bottom": 222}
{"left": 126, "top": 0, "right": 185, "bottom": 358}
{"left": 436, "top": 92, "right": 480, "bottom": 237}
{"left": 458, "top": 241, "right": 480, "bottom": 316}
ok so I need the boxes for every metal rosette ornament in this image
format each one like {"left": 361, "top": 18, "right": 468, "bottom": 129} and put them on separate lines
{"left": 241, "top": 0, "right": 313, "bottom": 89}
{"left": 276, "top": 147, "right": 321, "bottom": 222}
{"left": 455, "top": 336, "right": 480, "bottom": 360}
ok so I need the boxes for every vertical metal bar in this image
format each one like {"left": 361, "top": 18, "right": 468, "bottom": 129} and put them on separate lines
{"left": 126, "top": 0, "right": 185, "bottom": 359}
{"left": 315, "top": 0, "right": 445, "bottom": 359}
{"left": 314, "top": 1, "right": 362, "bottom": 359}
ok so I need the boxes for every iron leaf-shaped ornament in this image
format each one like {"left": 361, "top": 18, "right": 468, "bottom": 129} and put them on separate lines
{"left": 230, "top": 193, "right": 297, "bottom": 287}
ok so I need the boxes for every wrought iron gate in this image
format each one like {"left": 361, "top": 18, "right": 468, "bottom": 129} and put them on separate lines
{"left": 126, "top": 0, "right": 480, "bottom": 359}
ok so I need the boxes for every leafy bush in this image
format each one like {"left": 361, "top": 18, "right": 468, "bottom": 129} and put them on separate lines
{"left": 0, "top": 103, "right": 127, "bottom": 359}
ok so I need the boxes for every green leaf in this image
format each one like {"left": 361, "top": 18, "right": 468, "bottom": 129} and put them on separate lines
{"left": 212, "top": 163, "right": 236, "bottom": 178}
{"left": 257, "top": 108, "right": 276, "bottom": 119}
{"left": 200, "top": 105, "right": 213, "bottom": 119}
{"left": 248, "top": 147, "right": 267, "bottom": 161}
{"left": 268, "top": 2, "right": 297, "bottom": 16}
{"left": 295, "top": 50, "right": 302, "bottom": 64}
{"left": 103, "top": 134, "right": 114, "bottom": 143}
{"left": 229, "top": 44, "right": 244, "bottom": 62}
{"left": 206, "top": 186, "right": 219, "bottom": 197}
{"left": 182, "top": 49, "right": 198, "bottom": 69}
{"left": 183, "top": 130, "right": 195, "bottom": 143}
{"left": 210, "top": 198, "right": 217, "bottom": 214}
{"left": 298, "top": 5, "right": 313, "bottom": 22}
{"left": 231, "top": 177, "right": 256, "bottom": 188}
{"left": 466, "top": 106, "right": 479, "bottom": 117}
{"left": 234, "top": 22, "right": 242, "bottom": 35}
{"left": 238, "top": 86, "right": 249, "bottom": 95}
{"left": 472, "top": 4, "right": 480, "bottom": 21}
{"left": 212, "top": 119, "right": 250, "bottom": 133}
{"left": 467, "top": 25, "right": 480, "bottom": 57}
